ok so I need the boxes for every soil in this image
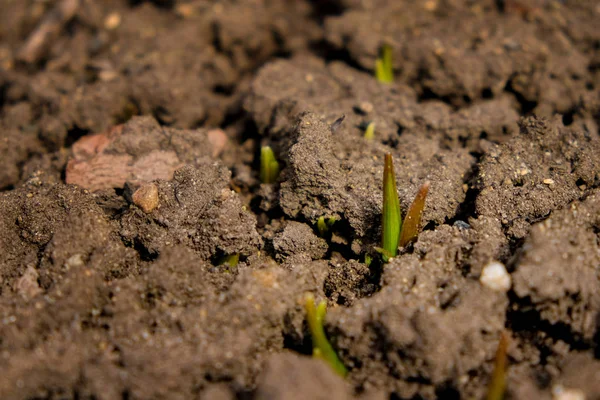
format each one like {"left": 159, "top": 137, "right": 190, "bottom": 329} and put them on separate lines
{"left": 1, "top": 1, "right": 599, "bottom": 399}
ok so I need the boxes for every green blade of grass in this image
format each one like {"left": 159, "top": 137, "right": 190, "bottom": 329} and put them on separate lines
{"left": 305, "top": 293, "right": 348, "bottom": 377}
{"left": 364, "top": 122, "right": 375, "bottom": 140}
{"left": 375, "top": 59, "right": 388, "bottom": 83}
{"left": 218, "top": 253, "right": 239, "bottom": 267}
{"left": 317, "top": 216, "right": 328, "bottom": 237}
{"left": 487, "top": 331, "right": 509, "bottom": 400}
{"left": 398, "top": 181, "right": 430, "bottom": 248}
{"left": 375, "top": 45, "right": 394, "bottom": 83}
{"left": 382, "top": 153, "right": 401, "bottom": 261}
{"left": 260, "top": 146, "right": 280, "bottom": 184}
{"left": 382, "top": 44, "right": 394, "bottom": 82}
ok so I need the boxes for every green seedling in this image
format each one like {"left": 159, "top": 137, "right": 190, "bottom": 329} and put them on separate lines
{"left": 364, "top": 253, "right": 372, "bottom": 267}
{"left": 316, "top": 216, "right": 337, "bottom": 237}
{"left": 375, "top": 44, "right": 394, "bottom": 84}
{"left": 260, "top": 146, "right": 280, "bottom": 184}
{"left": 377, "top": 153, "right": 430, "bottom": 262}
{"left": 218, "top": 253, "right": 239, "bottom": 268}
{"left": 364, "top": 122, "right": 376, "bottom": 140}
{"left": 380, "top": 153, "right": 401, "bottom": 261}
{"left": 399, "top": 181, "right": 430, "bottom": 248}
{"left": 305, "top": 293, "right": 348, "bottom": 378}
{"left": 487, "top": 331, "right": 509, "bottom": 400}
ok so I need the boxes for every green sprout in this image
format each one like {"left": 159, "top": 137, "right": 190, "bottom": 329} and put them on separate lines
{"left": 260, "top": 146, "right": 280, "bottom": 184}
{"left": 316, "top": 216, "right": 337, "bottom": 237}
{"left": 304, "top": 293, "right": 348, "bottom": 378}
{"left": 218, "top": 254, "right": 239, "bottom": 268}
{"left": 381, "top": 153, "right": 401, "bottom": 261}
{"left": 378, "top": 153, "right": 430, "bottom": 262}
{"left": 364, "top": 122, "right": 376, "bottom": 140}
{"left": 487, "top": 331, "right": 509, "bottom": 400}
{"left": 375, "top": 44, "right": 394, "bottom": 84}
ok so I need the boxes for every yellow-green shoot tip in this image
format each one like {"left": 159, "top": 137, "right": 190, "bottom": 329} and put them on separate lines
{"left": 375, "top": 44, "right": 394, "bottom": 84}
{"left": 364, "top": 122, "right": 375, "bottom": 140}
{"left": 304, "top": 293, "right": 348, "bottom": 377}
{"left": 260, "top": 146, "right": 280, "bottom": 184}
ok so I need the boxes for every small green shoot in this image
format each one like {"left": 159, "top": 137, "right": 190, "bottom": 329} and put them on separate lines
{"left": 375, "top": 44, "right": 394, "bottom": 84}
{"left": 364, "top": 253, "right": 372, "bottom": 267}
{"left": 218, "top": 254, "right": 239, "bottom": 267}
{"left": 487, "top": 331, "right": 509, "bottom": 400}
{"left": 260, "top": 146, "right": 280, "bottom": 184}
{"left": 381, "top": 153, "right": 401, "bottom": 261}
{"left": 398, "top": 181, "right": 430, "bottom": 248}
{"left": 304, "top": 293, "right": 348, "bottom": 377}
{"left": 377, "top": 154, "right": 430, "bottom": 262}
{"left": 316, "top": 216, "right": 337, "bottom": 237}
{"left": 364, "top": 122, "right": 376, "bottom": 140}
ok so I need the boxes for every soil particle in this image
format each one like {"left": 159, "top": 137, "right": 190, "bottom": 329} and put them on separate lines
{"left": 329, "top": 224, "right": 508, "bottom": 398}
{"left": 132, "top": 182, "right": 159, "bottom": 213}
{"left": 556, "top": 353, "right": 600, "bottom": 399}
{"left": 0, "top": 175, "right": 135, "bottom": 292}
{"left": 120, "top": 163, "right": 262, "bottom": 260}
{"left": 66, "top": 116, "right": 228, "bottom": 191}
{"left": 272, "top": 221, "right": 328, "bottom": 261}
{"left": 476, "top": 115, "right": 600, "bottom": 239}
{"left": 323, "top": 2, "right": 598, "bottom": 114}
{"left": 512, "top": 189, "right": 600, "bottom": 340}
{"left": 324, "top": 260, "right": 376, "bottom": 306}
{"left": 254, "top": 352, "right": 351, "bottom": 400}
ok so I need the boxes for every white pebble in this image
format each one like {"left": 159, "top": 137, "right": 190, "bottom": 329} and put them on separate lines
{"left": 552, "top": 385, "right": 586, "bottom": 400}
{"left": 480, "top": 261, "right": 511, "bottom": 292}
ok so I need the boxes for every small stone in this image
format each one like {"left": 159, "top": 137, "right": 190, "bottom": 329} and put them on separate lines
{"left": 133, "top": 183, "right": 159, "bottom": 213}
{"left": 552, "top": 385, "right": 585, "bottom": 400}
{"left": 543, "top": 178, "right": 555, "bottom": 185}
{"left": 480, "top": 261, "right": 511, "bottom": 292}
{"left": 104, "top": 12, "right": 121, "bottom": 30}
{"left": 14, "top": 266, "right": 42, "bottom": 300}
{"left": 358, "top": 101, "right": 374, "bottom": 114}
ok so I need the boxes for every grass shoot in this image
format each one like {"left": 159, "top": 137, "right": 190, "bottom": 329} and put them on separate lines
{"left": 486, "top": 331, "right": 509, "bottom": 400}
{"left": 317, "top": 216, "right": 337, "bottom": 237}
{"left": 304, "top": 293, "right": 348, "bottom": 378}
{"left": 375, "top": 44, "right": 394, "bottom": 84}
{"left": 260, "top": 146, "right": 280, "bottom": 184}
{"left": 364, "top": 122, "right": 376, "bottom": 140}
{"left": 378, "top": 153, "right": 430, "bottom": 262}
{"left": 381, "top": 153, "right": 401, "bottom": 261}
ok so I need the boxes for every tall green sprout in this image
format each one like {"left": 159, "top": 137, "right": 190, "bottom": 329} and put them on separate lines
{"left": 305, "top": 293, "right": 348, "bottom": 377}
{"left": 380, "top": 153, "right": 430, "bottom": 262}
{"left": 382, "top": 153, "right": 401, "bottom": 261}
{"left": 375, "top": 44, "right": 394, "bottom": 84}
{"left": 260, "top": 146, "right": 280, "bottom": 184}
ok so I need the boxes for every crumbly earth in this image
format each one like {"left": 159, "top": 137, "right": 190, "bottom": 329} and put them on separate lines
{"left": 1, "top": 1, "right": 599, "bottom": 399}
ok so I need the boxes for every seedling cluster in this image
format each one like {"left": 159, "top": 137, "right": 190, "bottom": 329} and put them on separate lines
{"left": 379, "top": 153, "right": 430, "bottom": 261}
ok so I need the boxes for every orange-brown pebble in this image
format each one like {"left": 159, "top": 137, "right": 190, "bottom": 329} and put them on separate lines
{"left": 133, "top": 183, "right": 159, "bottom": 213}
